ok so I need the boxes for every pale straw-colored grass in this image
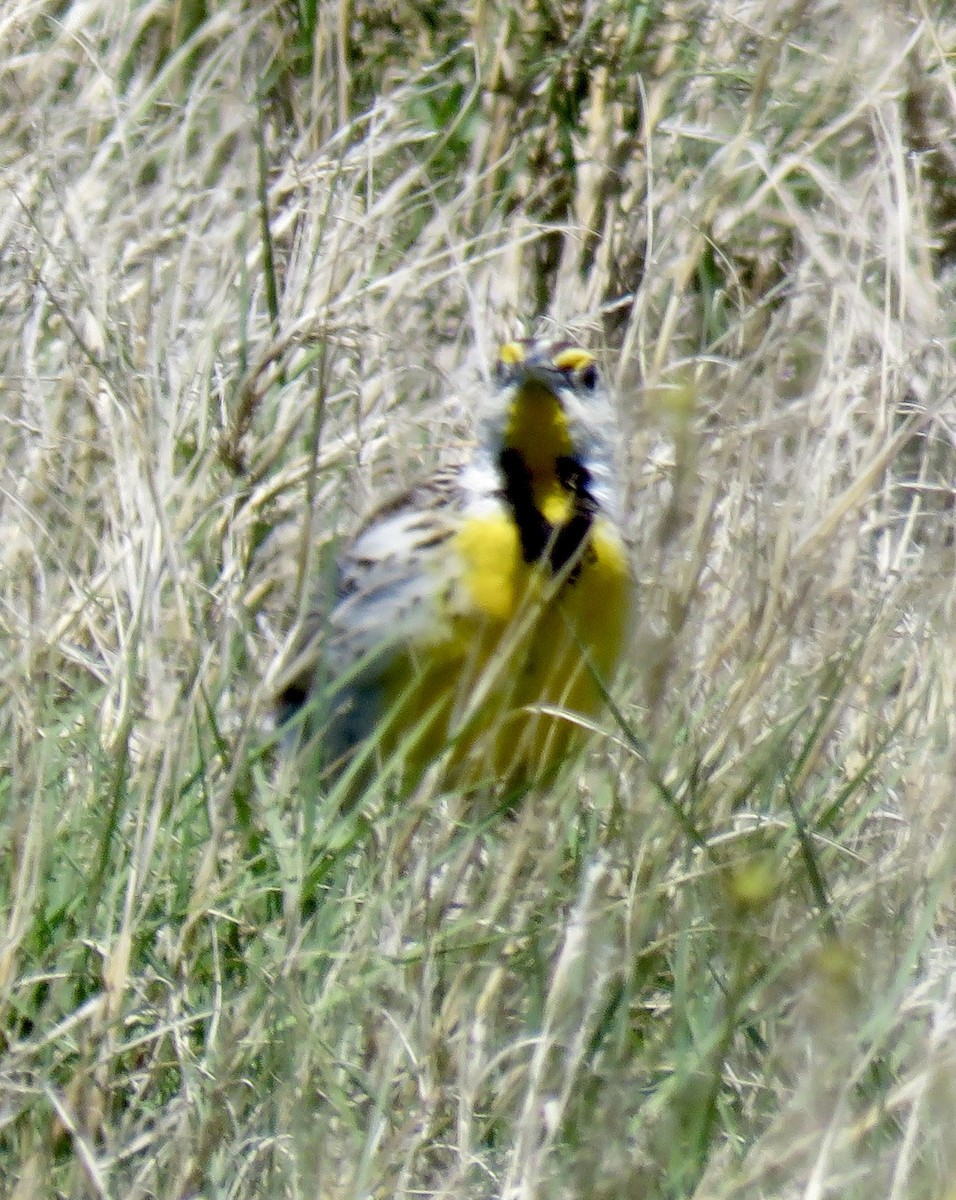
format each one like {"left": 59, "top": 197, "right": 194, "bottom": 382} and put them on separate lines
{"left": 3, "top": 2, "right": 956, "bottom": 1197}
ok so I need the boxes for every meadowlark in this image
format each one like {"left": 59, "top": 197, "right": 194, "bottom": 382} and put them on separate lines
{"left": 275, "top": 338, "right": 632, "bottom": 793}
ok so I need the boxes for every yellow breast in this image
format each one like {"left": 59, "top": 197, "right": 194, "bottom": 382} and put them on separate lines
{"left": 377, "top": 507, "right": 631, "bottom": 788}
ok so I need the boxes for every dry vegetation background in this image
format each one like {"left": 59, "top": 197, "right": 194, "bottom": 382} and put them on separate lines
{"left": 4, "top": 0, "right": 956, "bottom": 1196}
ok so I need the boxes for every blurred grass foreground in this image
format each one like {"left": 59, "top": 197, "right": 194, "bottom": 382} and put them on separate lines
{"left": 3, "top": 2, "right": 956, "bottom": 1197}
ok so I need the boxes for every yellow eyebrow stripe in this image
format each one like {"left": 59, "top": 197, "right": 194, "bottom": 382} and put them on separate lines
{"left": 498, "top": 341, "right": 526, "bottom": 366}
{"left": 552, "top": 347, "right": 595, "bottom": 372}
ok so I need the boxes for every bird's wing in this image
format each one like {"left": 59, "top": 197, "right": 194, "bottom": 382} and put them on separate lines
{"left": 274, "top": 468, "right": 470, "bottom": 755}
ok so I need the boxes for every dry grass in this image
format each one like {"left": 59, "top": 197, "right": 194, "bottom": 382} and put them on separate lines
{"left": 3, "top": 1, "right": 956, "bottom": 1196}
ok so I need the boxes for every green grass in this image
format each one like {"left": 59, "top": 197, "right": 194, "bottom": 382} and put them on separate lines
{"left": 3, "top": 1, "right": 956, "bottom": 1196}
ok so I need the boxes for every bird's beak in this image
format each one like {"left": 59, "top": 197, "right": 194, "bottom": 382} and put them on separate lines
{"left": 506, "top": 355, "right": 567, "bottom": 396}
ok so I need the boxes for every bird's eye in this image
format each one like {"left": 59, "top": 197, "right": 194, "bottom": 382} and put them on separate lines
{"left": 578, "top": 362, "right": 598, "bottom": 390}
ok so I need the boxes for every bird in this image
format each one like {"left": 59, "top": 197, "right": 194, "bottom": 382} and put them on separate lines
{"left": 275, "top": 337, "right": 632, "bottom": 796}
